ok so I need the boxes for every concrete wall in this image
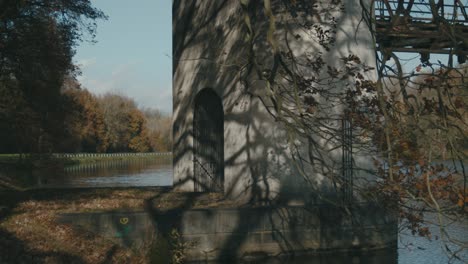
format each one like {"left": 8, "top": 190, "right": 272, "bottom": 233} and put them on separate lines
{"left": 57, "top": 211, "right": 155, "bottom": 247}
{"left": 156, "top": 203, "right": 397, "bottom": 261}
{"left": 57, "top": 203, "right": 397, "bottom": 262}
{"left": 173, "top": 0, "right": 377, "bottom": 202}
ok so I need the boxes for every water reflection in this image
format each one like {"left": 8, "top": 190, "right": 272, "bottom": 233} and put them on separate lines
{"left": 398, "top": 213, "right": 468, "bottom": 264}
{"left": 66, "top": 160, "right": 171, "bottom": 188}
{"left": 35, "top": 157, "right": 172, "bottom": 188}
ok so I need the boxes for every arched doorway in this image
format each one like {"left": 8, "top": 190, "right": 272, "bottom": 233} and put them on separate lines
{"left": 193, "top": 88, "right": 224, "bottom": 192}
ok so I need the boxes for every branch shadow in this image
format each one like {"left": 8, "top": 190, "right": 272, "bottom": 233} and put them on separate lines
{"left": 170, "top": 0, "right": 398, "bottom": 263}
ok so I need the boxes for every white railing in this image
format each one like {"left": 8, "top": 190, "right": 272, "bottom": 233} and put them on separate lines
{"left": 51, "top": 152, "right": 172, "bottom": 159}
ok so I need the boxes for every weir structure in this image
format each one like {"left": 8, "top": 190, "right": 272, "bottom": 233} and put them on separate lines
{"left": 169, "top": 0, "right": 467, "bottom": 261}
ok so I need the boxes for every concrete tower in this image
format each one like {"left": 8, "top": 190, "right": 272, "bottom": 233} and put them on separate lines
{"left": 172, "top": 0, "right": 377, "bottom": 202}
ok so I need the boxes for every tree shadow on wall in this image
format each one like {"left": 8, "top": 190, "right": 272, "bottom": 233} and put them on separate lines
{"left": 168, "top": 0, "right": 396, "bottom": 263}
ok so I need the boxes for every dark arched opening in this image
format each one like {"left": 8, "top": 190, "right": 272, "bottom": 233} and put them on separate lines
{"left": 193, "top": 88, "right": 224, "bottom": 192}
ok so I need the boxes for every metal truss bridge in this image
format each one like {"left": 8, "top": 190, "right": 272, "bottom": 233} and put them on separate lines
{"left": 374, "top": 0, "right": 468, "bottom": 62}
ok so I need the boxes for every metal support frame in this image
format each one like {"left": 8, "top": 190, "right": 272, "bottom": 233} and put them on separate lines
{"left": 342, "top": 114, "right": 353, "bottom": 203}
{"left": 374, "top": 0, "right": 468, "bottom": 56}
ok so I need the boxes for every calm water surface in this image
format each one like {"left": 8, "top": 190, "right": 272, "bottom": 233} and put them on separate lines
{"left": 397, "top": 215, "right": 467, "bottom": 264}
{"left": 37, "top": 158, "right": 173, "bottom": 188}
{"left": 0, "top": 158, "right": 173, "bottom": 188}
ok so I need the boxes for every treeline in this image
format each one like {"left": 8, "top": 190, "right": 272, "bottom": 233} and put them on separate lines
{"left": 0, "top": 77, "right": 172, "bottom": 154}
{"left": 0, "top": 1, "right": 171, "bottom": 154}
{"left": 60, "top": 79, "right": 172, "bottom": 153}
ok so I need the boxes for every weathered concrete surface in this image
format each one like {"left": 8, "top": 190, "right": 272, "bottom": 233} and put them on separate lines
{"left": 57, "top": 211, "right": 155, "bottom": 247}
{"left": 155, "top": 202, "right": 397, "bottom": 261}
{"left": 172, "top": 0, "right": 378, "bottom": 202}
{"left": 56, "top": 202, "right": 396, "bottom": 261}
{"left": 188, "top": 248, "right": 398, "bottom": 264}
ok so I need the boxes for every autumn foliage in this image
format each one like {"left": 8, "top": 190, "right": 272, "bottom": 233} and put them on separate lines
{"left": 1, "top": 77, "right": 171, "bottom": 154}
{"left": 58, "top": 79, "right": 171, "bottom": 153}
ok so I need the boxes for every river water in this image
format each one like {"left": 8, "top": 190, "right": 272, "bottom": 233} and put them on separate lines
{"left": 56, "top": 158, "right": 172, "bottom": 188}
{"left": 18, "top": 158, "right": 173, "bottom": 188}
{"left": 397, "top": 215, "right": 467, "bottom": 264}
{"left": 1, "top": 158, "right": 466, "bottom": 263}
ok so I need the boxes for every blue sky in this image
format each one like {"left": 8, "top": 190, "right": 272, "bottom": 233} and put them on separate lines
{"left": 74, "top": 0, "right": 172, "bottom": 113}
{"left": 72, "top": 1, "right": 452, "bottom": 114}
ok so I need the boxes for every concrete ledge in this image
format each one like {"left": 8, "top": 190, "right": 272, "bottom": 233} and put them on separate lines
{"left": 56, "top": 202, "right": 397, "bottom": 261}
{"left": 57, "top": 211, "right": 155, "bottom": 247}
{"left": 155, "top": 202, "right": 397, "bottom": 261}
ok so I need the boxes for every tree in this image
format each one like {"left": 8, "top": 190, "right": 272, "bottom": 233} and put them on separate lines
{"left": 0, "top": 0, "right": 107, "bottom": 153}
{"left": 231, "top": 0, "right": 466, "bottom": 259}
{"left": 98, "top": 93, "right": 152, "bottom": 153}
{"left": 0, "top": 79, "right": 40, "bottom": 154}
{"left": 128, "top": 108, "right": 151, "bottom": 152}
{"left": 60, "top": 78, "right": 108, "bottom": 153}
{"left": 357, "top": 1, "right": 467, "bottom": 258}
{"left": 98, "top": 93, "right": 134, "bottom": 152}
{"left": 142, "top": 108, "right": 172, "bottom": 152}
